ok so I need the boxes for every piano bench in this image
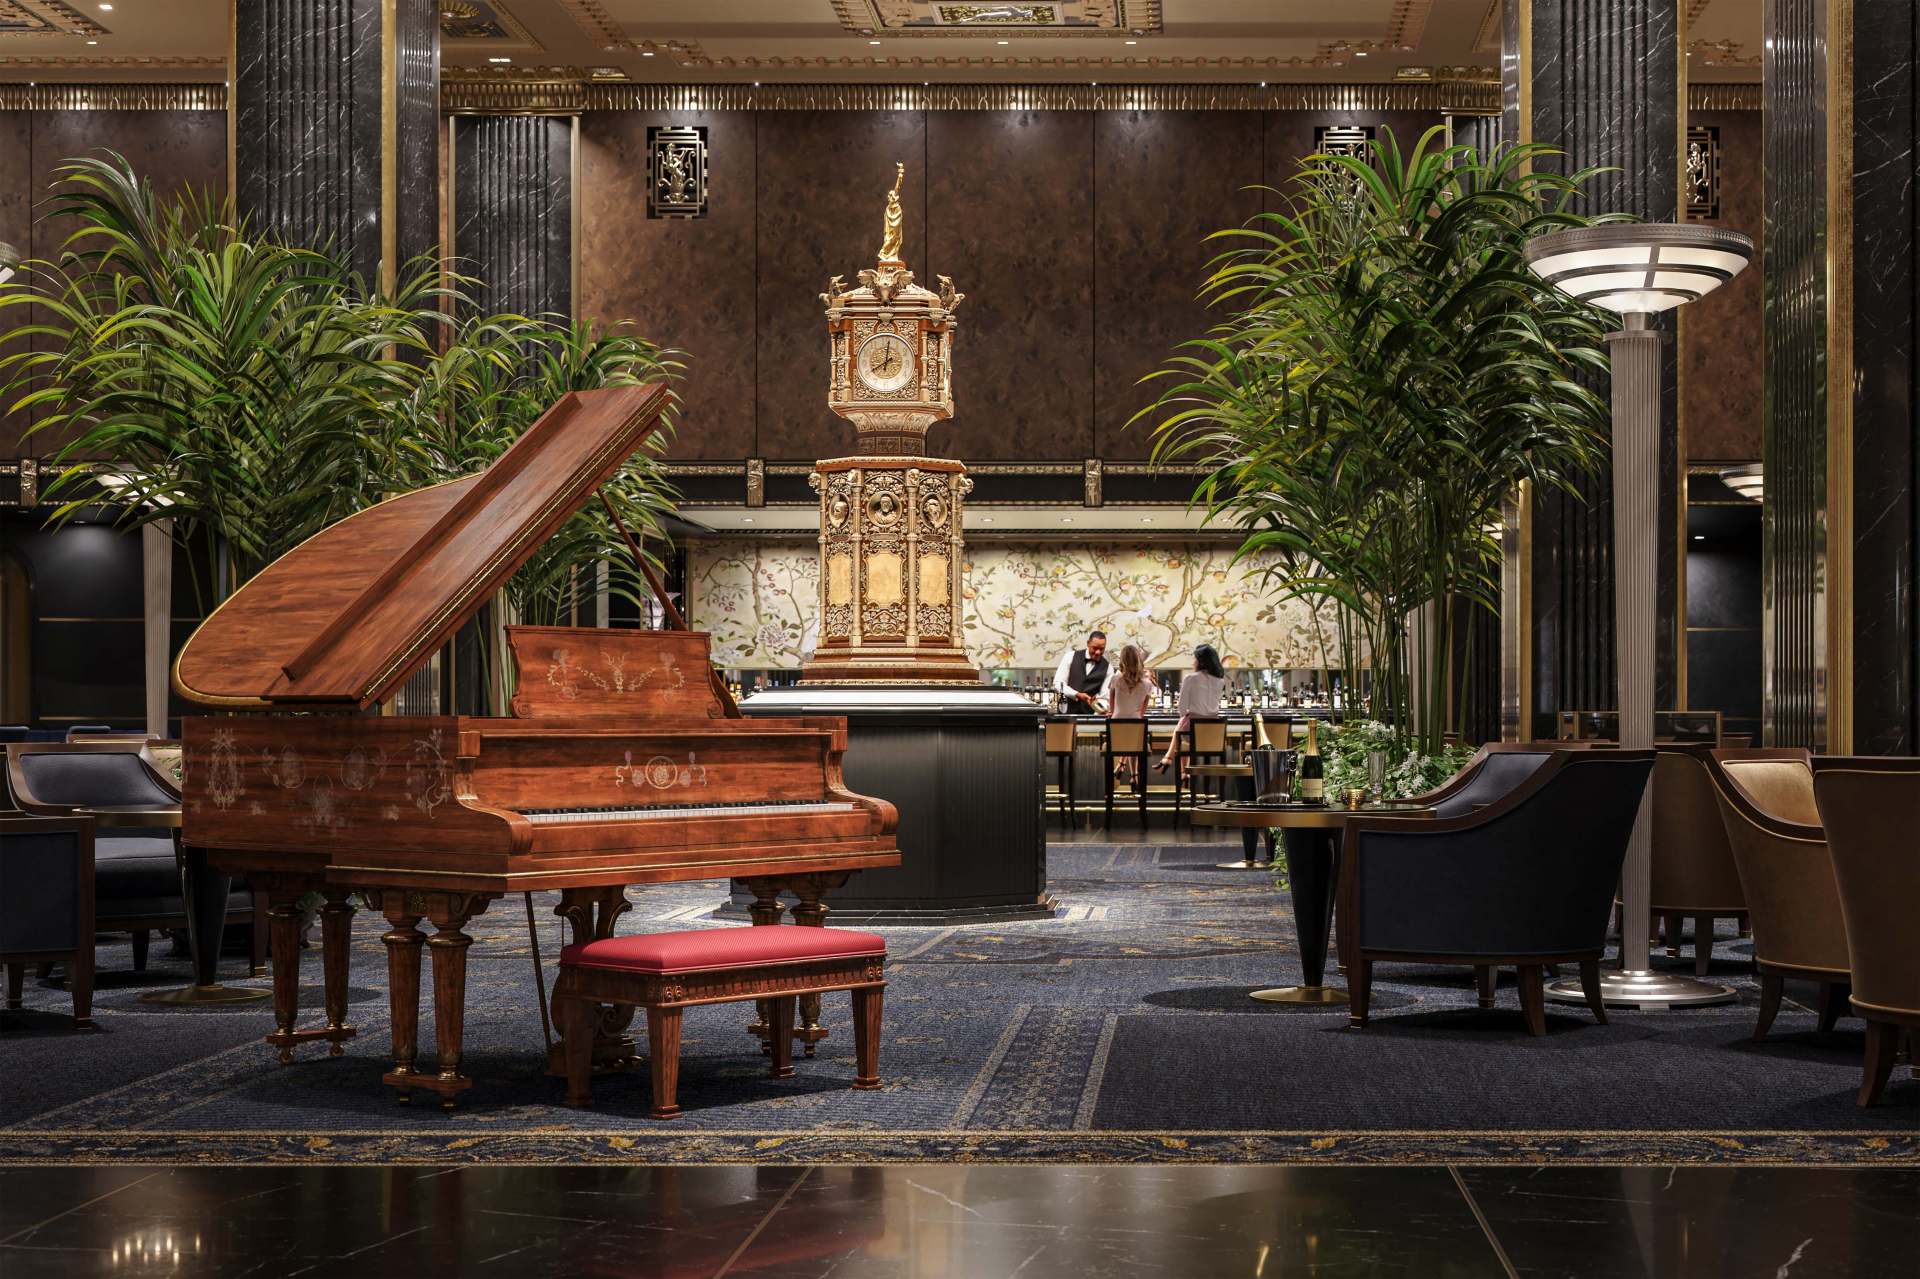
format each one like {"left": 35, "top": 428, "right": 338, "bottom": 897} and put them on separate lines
{"left": 554, "top": 924, "right": 887, "bottom": 1118}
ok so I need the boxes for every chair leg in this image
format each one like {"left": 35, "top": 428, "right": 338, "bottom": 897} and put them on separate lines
{"left": 1753, "top": 971, "right": 1784, "bottom": 1041}
{"left": 1137, "top": 753, "right": 1148, "bottom": 830}
{"left": 1103, "top": 759, "right": 1115, "bottom": 832}
{"left": 1737, "top": 912, "right": 1751, "bottom": 938}
{"left": 1663, "top": 912, "right": 1684, "bottom": 959}
{"left": 1475, "top": 965, "right": 1496, "bottom": 1009}
{"left": 1816, "top": 981, "right": 1846, "bottom": 1036}
{"left": 769, "top": 997, "right": 796, "bottom": 1079}
{"left": 852, "top": 985, "right": 883, "bottom": 1090}
{"left": 3, "top": 962, "right": 21, "bottom": 1011}
{"left": 1517, "top": 965, "right": 1547, "bottom": 1037}
{"left": 131, "top": 929, "right": 149, "bottom": 973}
{"left": 646, "top": 1006, "right": 684, "bottom": 1120}
{"left": 69, "top": 941, "right": 93, "bottom": 1030}
{"left": 561, "top": 997, "right": 595, "bottom": 1109}
{"left": 1578, "top": 958, "right": 1608, "bottom": 1025}
{"left": 1859, "top": 1020, "right": 1900, "bottom": 1108}
{"left": 1693, "top": 915, "right": 1713, "bottom": 976}
{"left": 1347, "top": 959, "right": 1373, "bottom": 1029}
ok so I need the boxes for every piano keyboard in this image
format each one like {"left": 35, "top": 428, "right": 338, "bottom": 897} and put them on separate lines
{"left": 522, "top": 800, "right": 856, "bottom": 825}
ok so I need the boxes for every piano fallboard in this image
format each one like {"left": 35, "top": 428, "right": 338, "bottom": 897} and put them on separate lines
{"left": 181, "top": 713, "right": 900, "bottom": 892}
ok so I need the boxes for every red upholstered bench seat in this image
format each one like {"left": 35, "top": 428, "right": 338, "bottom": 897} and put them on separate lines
{"left": 554, "top": 924, "right": 888, "bottom": 1118}
{"left": 560, "top": 924, "right": 886, "bottom": 974}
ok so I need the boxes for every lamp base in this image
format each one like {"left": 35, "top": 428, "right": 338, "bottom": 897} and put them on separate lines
{"left": 1250, "top": 984, "right": 1348, "bottom": 1005}
{"left": 1545, "top": 968, "right": 1736, "bottom": 1010}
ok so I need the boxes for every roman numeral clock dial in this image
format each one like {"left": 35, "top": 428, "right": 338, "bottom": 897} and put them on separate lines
{"left": 856, "top": 332, "right": 916, "bottom": 393}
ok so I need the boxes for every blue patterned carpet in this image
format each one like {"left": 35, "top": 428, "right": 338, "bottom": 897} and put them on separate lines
{"left": 1, "top": 841, "right": 1914, "bottom": 1166}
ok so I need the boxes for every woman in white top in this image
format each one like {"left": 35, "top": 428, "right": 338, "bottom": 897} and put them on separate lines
{"left": 1158, "top": 643, "right": 1226, "bottom": 770}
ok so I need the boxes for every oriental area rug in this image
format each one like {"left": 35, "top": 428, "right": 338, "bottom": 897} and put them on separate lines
{"left": 1, "top": 843, "right": 1914, "bottom": 1167}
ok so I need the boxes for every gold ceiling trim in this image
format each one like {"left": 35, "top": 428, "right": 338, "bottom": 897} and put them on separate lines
{"left": 443, "top": 78, "right": 587, "bottom": 115}
{"left": 1688, "top": 82, "right": 1761, "bottom": 110}
{"left": 1691, "top": 38, "right": 1761, "bottom": 68}
{"left": 0, "top": 81, "right": 225, "bottom": 110}
{"left": 553, "top": 0, "right": 631, "bottom": 51}
{"left": 1473, "top": 0, "right": 1501, "bottom": 54}
{"left": 439, "top": 0, "right": 541, "bottom": 47}
{"left": 0, "top": 0, "right": 105, "bottom": 38}
{"left": 585, "top": 82, "right": 1501, "bottom": 112}
{"left": 831, "top": 1, "right": 1164, "bottom": 37}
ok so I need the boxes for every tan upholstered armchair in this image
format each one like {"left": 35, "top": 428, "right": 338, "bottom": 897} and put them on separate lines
{"left": 1812, "top": 757, "right": 1920, "bottom": 1106}
{"left": 1706, "top": 749, "right": 1851, "bottom": 1041}
{"left": 1643, "top": 746, "right": 1747, "bottom": 975}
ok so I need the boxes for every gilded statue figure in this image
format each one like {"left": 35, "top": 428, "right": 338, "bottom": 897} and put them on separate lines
{"left": 878, "top": 162, "right": 905, "bottom": 262}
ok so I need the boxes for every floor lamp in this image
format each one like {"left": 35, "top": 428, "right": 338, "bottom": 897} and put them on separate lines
{"left": 1523, "top": 223, "right": 1755, "bottom": 1008}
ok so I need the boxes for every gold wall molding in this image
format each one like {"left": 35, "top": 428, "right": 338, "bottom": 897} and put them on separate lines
{"left": 443, "top": 78, "right": 587, "bottom": 115}
{"left": 1688, "top": 83, "right": 1762, "bottom": 110}
{"left": 585, "top": 82, "right": 1500, "bottom": 113}
{"left": 830, "top": 0, "right": 1164, "bottom": 37}
{"left": 0, "top": 82, "right": 225, "bottom": 110}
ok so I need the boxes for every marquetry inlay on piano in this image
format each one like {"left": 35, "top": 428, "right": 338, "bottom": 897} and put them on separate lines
{"left": 172, "top": 386, "right": 899, "bottom": 1105}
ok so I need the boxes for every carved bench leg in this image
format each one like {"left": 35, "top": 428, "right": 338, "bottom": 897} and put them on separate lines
{"left": 562, "top": 995, "right": 596, "bottom": 1109}
{"left": 647, "top": 1005, "right": 684, "bottom": 1120}
{"left": 742, "top": 878, "right": 786, "bottom": 1053}
{"left": 770, "top": 997, "right": 796, "bottom": 1079}
{"left": 790, "top": 879, "right": 835, "bottom": 1058}
{"left": 852, "top": 985, "right": 883, "bottom": 1090}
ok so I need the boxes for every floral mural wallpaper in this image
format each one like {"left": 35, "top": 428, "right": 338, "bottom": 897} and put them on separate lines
{"left": 688, "top": 539, "right": 1341, "bottom": 671}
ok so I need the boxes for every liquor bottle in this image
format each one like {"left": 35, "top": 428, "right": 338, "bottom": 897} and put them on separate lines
{"left": 1299, "top": 719, "right": 1324, "bottom": 804}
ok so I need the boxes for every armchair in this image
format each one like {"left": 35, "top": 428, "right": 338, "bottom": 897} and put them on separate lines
{"left": 1705, "top": 749, "right": 1851, "bottom": 1041}
{"left": 1403, "top": 743, "right": 1555, "bottom": 820}
{"left": 1811, "top": 757, "right": 1920, "bottom": 1106}
{"left": 1342, "top": 749, "right": 1654, "bottom": 1036}
{"left": 5, "top": 742, "right": 264, "bottom": 979}
{"left": 0, "top": 814, "right": 96, "bottom": 1027}
{"left": 1643, "top": 745, "right": 1747, "bottom": 974}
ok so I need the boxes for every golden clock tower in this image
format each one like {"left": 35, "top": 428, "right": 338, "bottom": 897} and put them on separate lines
{"left": 802, "top": 164, "right": 978, "bottom": 684}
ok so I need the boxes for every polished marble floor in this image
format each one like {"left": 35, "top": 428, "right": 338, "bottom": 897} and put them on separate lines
{"left": 0, "top": 1163, "right": 1914, "bottom": 1277}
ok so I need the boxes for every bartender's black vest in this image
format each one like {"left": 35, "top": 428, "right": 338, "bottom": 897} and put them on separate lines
{"left": 1067, "top": 649, "right": 1108, "bottom": 698}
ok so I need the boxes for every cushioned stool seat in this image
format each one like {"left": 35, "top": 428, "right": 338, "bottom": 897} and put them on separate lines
{"left": 555, "top": 924, "right": 887, "bottom": 1118}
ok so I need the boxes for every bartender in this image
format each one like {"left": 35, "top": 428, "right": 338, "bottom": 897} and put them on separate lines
{"left": 1051, "top": 630, "right": 1109, "bottom": 714}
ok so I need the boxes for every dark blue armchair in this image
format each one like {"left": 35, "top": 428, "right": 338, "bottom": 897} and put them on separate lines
{"left": 1342, "top": 748, "right": 1655, "bottom": 1036}
{"left": 1, "top": 814, "right": 96, "bottom": 1027}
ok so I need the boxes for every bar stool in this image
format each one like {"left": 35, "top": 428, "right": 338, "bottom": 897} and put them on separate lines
{"left": 1103, "top": 718, "right": 1150, "bottom": 830}
{"left": 1173, "top": 717, "right": 1229, "bottom": 819}
{"left": 1044, "top": 717, "right": 1077, "bottom": 824}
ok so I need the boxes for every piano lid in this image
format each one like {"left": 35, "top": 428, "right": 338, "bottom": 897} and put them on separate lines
{"left": 173, "top": 384, "right": 673, "bottom": 710}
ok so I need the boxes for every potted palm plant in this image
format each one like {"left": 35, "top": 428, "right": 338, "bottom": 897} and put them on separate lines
{"left": 1143, "top": 126, "right": 1616, "bottom": 756}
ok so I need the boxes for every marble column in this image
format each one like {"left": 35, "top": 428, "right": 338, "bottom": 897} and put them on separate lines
{"left": 1763, "top": 0, "right": 1919, "bottom": 752}
{"left": 231, "top": 0, "right": 441, "bottom": 287}
{"left": 451, "top": 114, "right": 574, "bottom": 320}
{"left": 1504, "top": 0, "right": 1684, "bottom": 739}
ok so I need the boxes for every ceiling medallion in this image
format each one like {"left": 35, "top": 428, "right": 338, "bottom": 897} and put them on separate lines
{"left": 832, "top": 0, "right": 1162, "bottom": 37}
{"left": 439, "top": 1, "right": 536, "bottom": 44}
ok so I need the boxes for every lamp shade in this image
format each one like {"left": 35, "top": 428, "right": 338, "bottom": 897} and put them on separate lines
{"left": 1523, "top": 223, "right": 1754, "bottom": 314}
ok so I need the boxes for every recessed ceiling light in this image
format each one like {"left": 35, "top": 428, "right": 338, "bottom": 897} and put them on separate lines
{"left": 1355, "top": 50, "right": 1368, "bottom": 57}
{"left": 1125, "top": 39, "right": 1137, "bottom": 45}
{"left": 997, "top": 39, "right": 1009, "bottom": 45}
{"left": 742, "top": 517, "right": 754, "bottom": 524}
{"left": 488, "top": 56, "right": 511, "bottom": 63}
{"left": 869, "top": 39, "right": 880, "bottom": 45}
{"left": 1062, "top": 517, "right": 1073, "bottom": 524}
{"left": 85, "top": 38, "right": 97, "bottom": 45}
{"left": 1692, "top": 534, "right": 1705, "bottom": 541}
{"left": 1259, "top": 81, "right": 1267, "bottom": 88}
{"left": 98, "top": 2, "right": 112, "bottom": 8}
{"left": 980, "top": 516, "right": 994, "bottom": 523}
{"left": 641, "top": 50, "right": 654, "bottom": 57}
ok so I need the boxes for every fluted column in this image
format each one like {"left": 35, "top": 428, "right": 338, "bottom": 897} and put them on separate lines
{"left": 1502, "top": 0, "right": 1685, "bottom": 739}
{"left": 231, "top": 0, "right": 440, "bottom": 287}
{"left": 451, "top": 115, "right": 574, "bottom": 320}
{"left": 1764, "top": 0, "right": 1919, "bottom": 752}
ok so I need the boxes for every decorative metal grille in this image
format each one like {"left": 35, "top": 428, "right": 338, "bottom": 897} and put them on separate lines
{"left": 1314, "top": 124, "right": 1376, "bottom": 157}
{"left": 647, "top": 125, "right": 709, "bottom": 219}
{"left": 1685, "top": 126, "right": 1721, "bottom": 221}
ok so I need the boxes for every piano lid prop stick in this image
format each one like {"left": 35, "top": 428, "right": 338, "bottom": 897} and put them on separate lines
{"left": 598, "top": 492, "right": 741, "bottom": 718}
{"left": 523, "top": 892, "right": 554, "bottom": 1056}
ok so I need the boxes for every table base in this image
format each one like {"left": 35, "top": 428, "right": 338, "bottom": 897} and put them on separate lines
{"left": 1250, "top": 984, "right": 1348, "bottom": 1005}
{"left": 1545, "top": 969, "right": 1736, "bottom": 1010}
{"left": 1215, "top": 859, "right": 1278, "bottom": 871}
{"left": 138, "top": 983, "right": 270, "bottom": 1006}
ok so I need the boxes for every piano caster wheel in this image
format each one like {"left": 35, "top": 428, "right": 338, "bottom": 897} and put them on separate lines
{"left": 440, "top": 1098, "right": 458, "bottom": 1114}
{"left": 328, "top": 1043, "right": 344, "bottom": 1058}
{"left": 395, "top": 1092, "right": 411, "bottom": 1106}
{"left": 804, "top": 1045, "right": 817, "bottom": 1059}
{"left": 277, "top": 1048, "right": 293, "bottom": 1066}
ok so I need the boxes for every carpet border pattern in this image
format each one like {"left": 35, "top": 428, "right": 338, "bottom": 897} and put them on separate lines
{"left": 0, "top": 1128, "right": 1914, "bottom": 1167}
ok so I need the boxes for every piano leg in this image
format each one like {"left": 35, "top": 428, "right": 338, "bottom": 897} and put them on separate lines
{"left": 549, "top": 887, "right": 639, "bottom": 1077}
{"left": 261, "top": 878, "right": 358, "bottom": 1063}
{"left": 789, "top": 882, "right": 835, "bottom": 1059}
{"left": 320, "top": 891, "right": 356, "bottom": 1055}
{"left": 378, "top": 902, "right": 425, "bottom": 1100}
{"left": 741, "top": 879, "right": 789, "bottom": 1054}
{"left": 426, "top": 907, "right": 475, "bottom": 1111}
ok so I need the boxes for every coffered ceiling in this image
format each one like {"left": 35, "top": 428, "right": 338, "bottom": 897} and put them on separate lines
{"left": 0, "top": 0, "right": 1763, "bottom": 85}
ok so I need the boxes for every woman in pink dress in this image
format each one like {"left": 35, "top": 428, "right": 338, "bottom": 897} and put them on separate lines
{"left": 1103, "top": 644, "right": 1156, "bottom": 783}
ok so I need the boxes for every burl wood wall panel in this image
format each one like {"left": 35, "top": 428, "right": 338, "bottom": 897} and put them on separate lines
{"left": 1094, "top": 111, "right": 1265, "bottom": 459}
{"left": 1682, "top": 109, "right": 1762, "bottom": 464}
{"left": 757, "top": 112, "right": 927, "bottom": 463}
{"left": 578, "top": 110, "right": 758, "bottom": 461}
{"left": 1, "top": 110, "right": 226, "bottom": 458}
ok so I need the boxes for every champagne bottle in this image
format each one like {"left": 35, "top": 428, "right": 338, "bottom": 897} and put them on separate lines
{"left": 1252, "top": 710, "right": 1271, "bottom": 750}
{"left": 1300, "top": 719, "right": 1324, "bottom": 804}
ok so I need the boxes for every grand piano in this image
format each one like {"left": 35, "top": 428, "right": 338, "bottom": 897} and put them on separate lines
{"left": 172, "top": 385, "right": 899, "bottom": 1106}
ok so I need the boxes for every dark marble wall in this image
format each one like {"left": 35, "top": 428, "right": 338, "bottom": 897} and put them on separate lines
{"left": 576, "top": 108, "right": 1442, "bottom": 463}
{"left": 1847, "top": 0, "right": 1919, "bottom": 753}
{"left": 1683, "top": 110, "right": 1763, "bottom": 464}
{"left": 0, "top": 109, "right": 226, "bottom": 458}
{"left": 1520, "top": 0, "right": 1683, "bottom": 736}
{"left": 1763, "top": 0, "right": 1831, "bottom": 748}
{"left": 452, "top": 116, "right": 572, "bottom": 320}
{"left": 233, "top": 0, "right": 438, "bottom": 281}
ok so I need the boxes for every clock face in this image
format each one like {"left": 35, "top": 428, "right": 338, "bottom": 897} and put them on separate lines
{"left": 855, "top": 332, "right": 916, "bottom": 394}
